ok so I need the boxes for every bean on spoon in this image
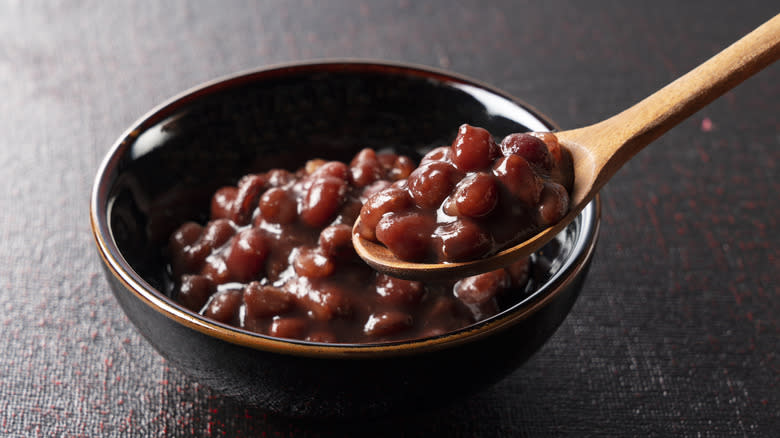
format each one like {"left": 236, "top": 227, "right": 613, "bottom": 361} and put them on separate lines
{"left": 353, "top": 13, "right": 780, "bottom": 281}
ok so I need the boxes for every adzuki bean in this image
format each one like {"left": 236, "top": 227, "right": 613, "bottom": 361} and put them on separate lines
{"left": 167, "top": 131, "right": 562, "bottom": 343}
{"left": 358, "top": 124, "right": 573, "bottom": 262}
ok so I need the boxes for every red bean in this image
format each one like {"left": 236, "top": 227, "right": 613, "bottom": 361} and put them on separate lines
{"left": 537, "top": 182, "right": 570, "bottom": 226}
{"left": 493, "top": 154, "right": 543, "bottom": 205}
{"left": 389, "top": 155, "right": 415, "bottom": 180}
{"left": 453, "top": 172, "right": 499, "bottom": 218}
{"left": 293, "top": 247, "right": 335, "bottom": 278}
{"left": 169, "top": 222, "right": 203, "bottom": 258}
{"left": 420, "top": 146, "right": 452, "bottom": 164}
{"left": 176, "top": 274, "right": 214, "bottom": 312}
{"left": 549, "top": 144, "right": 574, "bottom": 191}
{"left": 259, "top": 187, "right": 298, "bottom": 224}
{"left": 264, "top": 250, "right": 291, "bottom": 282}
{"left": 505, "top": 257, "right": 531, "bottom": 288}
{"left": 204, "top": 288, "right": 242, "bottom": 323}
{"left": 173, "top": 242, "right": 210, "bottom": 273}
{"left": 529, "top": 132, "right": 562, "bottom": 163}
{"left": 200, "top": 219, "right": 236, "bottom": 251}
{"left": 300, "top": 176, "right": 347, "bottom": 228}
{"left": 301, "top": 283, "right": 352, "bottom": 320}
{"left": 231, "top": 174, "right": 265, "bottom": 225}
{"left": 318, "top": 224, "right": 353, "bottom": 257}
{"left": 224, "top": 228, "right": 268, "bottom": 282}
{"left": 351, "top": 161, "right": 383, "bottom": 187}
{"left": 375, "top": 274, "right": 425, "bottom": 307}
{"left": 304, "top": 159, "right": 327, "bottom": 174}
{"left": 169, "top": 223, "right": 209, "bottom": 275}
{"left": 424, "top": 296, "right": 472, "bottom": 329}
{"left": 332, "top": 199, "right": 363, "bottom": 225}
{"left": 454, "top": 269, "right": 510, "bottom": 305}
{"left": 265, "top": 169, "right": 294, "bottom": 187}
{"left": 350, "top": 148, "right": 378, "bottom": 166}
{"left": 349, "top": 148, "right": 383, "bottom": 187}
{"left": 377, "top": 152, "right": 398, "bottom": 169}
{"left": 463, "top": 299, "right": 500, "bottom": 321}
{"left": 432, "top": 218, "right": 492, "bottom": 262}
{"left": 360, "top": 180, "right": 392, "bottom": 202}
{"left": 451, "top": 124, "right": 499, "bottom": 171}
{"left": 337, "top": 199, "right": 363, "bottom": 225}
{"left": 269, "top": 317, "right": 309, "bottom": 340}
{"left": 311, "top": 161, "right": 349, "bottom": 181}
{"left": 243, "top": 282, "right": 294, "bottom": 318}
{"left": 375, "top": 212, "right": 435, "bottom": 262}
{"left": 391, "top": 179, "right": 408, "bottom": 190}
{"left": 500, "top": 133, "right": 553, "bottom": 171}
{"left": 441, "top": 196, "right": 459, "bottom": 217}
{"left": 357, "top": 187, "right": 413, "bottom": 241}
{"left": 210, "top": 187, "right": 237, "bottom": 220}
{"left": 201, "top": 255, "right": 230, "bottom": 285}
{"left": 363, "top": 311, "right": 413, "bottom": 337}
{"left": 241, "top": 313, "right": 266, "bottom": 334}
{"left": 407, "top": 161, "right": 461, "bottom": 209}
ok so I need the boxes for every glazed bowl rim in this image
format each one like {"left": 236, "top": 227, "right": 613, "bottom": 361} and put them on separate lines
{"left": 90, "top": 59, "right": 600, "bottom": 359}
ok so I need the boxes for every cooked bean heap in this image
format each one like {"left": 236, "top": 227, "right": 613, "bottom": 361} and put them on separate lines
{"left": 167, "top": 144, "right": 534, "bottom": 343}
{"left": 356, "top": 124, "right": 574, "bottom": 262}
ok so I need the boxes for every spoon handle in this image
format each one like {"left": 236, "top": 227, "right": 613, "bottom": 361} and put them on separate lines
{"left": 559, "top": 13, "right": 780, "bottom": 194}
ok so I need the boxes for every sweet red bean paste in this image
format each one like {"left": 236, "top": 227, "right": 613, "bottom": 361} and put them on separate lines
{"left": 357, "top": 125, "right": 573, "bottom": 262}
{"left": 167, "top": 125, "right": 564, "bottom": 343}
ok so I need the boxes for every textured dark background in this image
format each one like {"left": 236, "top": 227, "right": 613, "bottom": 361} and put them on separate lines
{"left": 1, "top": 1, "right": 777, "bottom": 436}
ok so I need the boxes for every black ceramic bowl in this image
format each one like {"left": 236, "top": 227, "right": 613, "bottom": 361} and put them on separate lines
{"left": 91, "top": 61, "right": 600, "bottom": 419}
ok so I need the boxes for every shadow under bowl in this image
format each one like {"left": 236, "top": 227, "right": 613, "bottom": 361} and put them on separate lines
{"left": 90, "top": 60, "right": 600, "bottom": 419}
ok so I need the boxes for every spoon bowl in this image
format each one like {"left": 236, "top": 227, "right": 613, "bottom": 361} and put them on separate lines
{"left": 355, "top": 13, "right": 780, "bottom": 280}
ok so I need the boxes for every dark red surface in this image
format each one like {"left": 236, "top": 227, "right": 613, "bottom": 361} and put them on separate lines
{"left": 1, "top": 1, "right": 777, "bottom": 436}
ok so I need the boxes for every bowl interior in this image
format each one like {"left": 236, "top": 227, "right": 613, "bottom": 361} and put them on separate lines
{"left": 96, "top": 61, "right": 590, "bottom": 349}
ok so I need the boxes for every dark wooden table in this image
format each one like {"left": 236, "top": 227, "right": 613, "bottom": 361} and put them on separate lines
{"left": 1, "top": 1, "right": 777, "bottom": 436}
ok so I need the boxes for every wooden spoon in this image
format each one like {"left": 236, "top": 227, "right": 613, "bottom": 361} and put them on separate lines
{"left": 353, "top": 14, "right": 780, "bottom": 281}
